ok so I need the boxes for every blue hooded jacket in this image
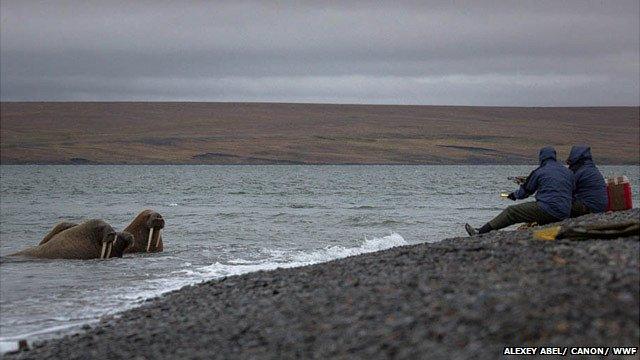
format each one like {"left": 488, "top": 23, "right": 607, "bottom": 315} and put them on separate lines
{"left": 567, "top": 145, "right": 607, "bottom": 213}
{"left": 513, "top": 147, "right": 574, "bottom": 220}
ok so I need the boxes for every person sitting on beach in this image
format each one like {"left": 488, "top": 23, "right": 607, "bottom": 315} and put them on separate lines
{"left": 566, "top": 145, "right": 607, "bottom": 217}
{"left": 465, "top": 147, "right": 574, "bottom": 235}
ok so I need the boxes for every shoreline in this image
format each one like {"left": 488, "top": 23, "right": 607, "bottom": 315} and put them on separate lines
{"left": 5, "top": 210, "right": 640, "bottom": 359}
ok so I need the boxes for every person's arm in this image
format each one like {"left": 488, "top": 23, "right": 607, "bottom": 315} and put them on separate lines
{"left": 511, "top": 169, "right": 539, "bottom": 200}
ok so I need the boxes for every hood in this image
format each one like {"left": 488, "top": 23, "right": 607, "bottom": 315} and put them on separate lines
{"left": 538, "top": 147, "right": 557, "bottom": 165}
{"left": 567, "top": 145, "right": 592, "bottom": 165}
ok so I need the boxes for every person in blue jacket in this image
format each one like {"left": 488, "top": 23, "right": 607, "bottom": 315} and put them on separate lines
{"left": 566, "top": 145, "right": 607, "bottom": 217}
{"left": 465, "top": 147, "right": 574, "bottom": 235}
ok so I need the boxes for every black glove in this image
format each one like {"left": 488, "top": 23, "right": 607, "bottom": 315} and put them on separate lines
{"left": 507, "top": 192, "right": 517, "bottom": 201}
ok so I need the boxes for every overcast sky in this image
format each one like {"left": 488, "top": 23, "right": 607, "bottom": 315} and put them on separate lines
{"left": 1, "top": 1, "right": 638, "bottom": 105}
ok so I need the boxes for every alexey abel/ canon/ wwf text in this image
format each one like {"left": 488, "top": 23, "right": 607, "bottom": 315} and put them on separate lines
{"left": 503, "top": 347, "right": 638, "bottom": 356}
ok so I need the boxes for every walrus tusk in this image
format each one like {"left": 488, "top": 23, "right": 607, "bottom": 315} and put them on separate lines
{"left": 155, "top": 229, "right": 161, "bottom": 248}
{"left": 105, "top": 234, "right": 115, "bottom": 259}
{"left": 105, "top": 242, "right": 112, "bottom": 259}
{"left": 146, "top": 228, "right": 154, "bottom": 252}
{"left": 100, "top": 242, "right": 107, "bottom": 259}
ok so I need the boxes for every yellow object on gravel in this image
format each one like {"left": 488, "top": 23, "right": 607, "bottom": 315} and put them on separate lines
{"left": 533, "top": 226, "right": 562, "bottom": 241}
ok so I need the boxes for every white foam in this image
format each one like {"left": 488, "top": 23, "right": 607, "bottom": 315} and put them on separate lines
{"left": 112, "top": 233, "right": 407, "bottom": 304}
{"left": 0, "top": 341, "right": 18, "bottom": 354}
{"left": 194, "top": 233, "right": 407, "bottom": 280}
{"left": 0, "top": 318, "right": 99, "bottom": 352}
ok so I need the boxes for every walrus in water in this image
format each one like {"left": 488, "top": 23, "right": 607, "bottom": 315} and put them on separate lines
{"left": 124, "top": 210, "right": 165, "bottom": 253}
{"left": 10, "top": 219, "right": 134, "bottom": 260}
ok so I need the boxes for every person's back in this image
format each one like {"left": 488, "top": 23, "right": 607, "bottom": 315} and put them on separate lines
{"left": 515, "top": 147, "right": 574, "bottom": 220}
{"left": 567, "top": 145, "right": 607, "bottom": 215}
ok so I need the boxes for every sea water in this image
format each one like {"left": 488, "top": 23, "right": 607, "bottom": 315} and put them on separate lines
{"left": 1, "top": 165, "right": 638, "bottom": 351}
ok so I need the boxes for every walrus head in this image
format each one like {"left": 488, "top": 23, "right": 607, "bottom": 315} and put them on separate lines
{"left": 99, "top": 230, "right": 134, "bottom": 259}
{"left": 144, "top": 212, "right": 164, "bottom": 252}
{"left": 94, "top": 221, "right": 118, "bottom": 259}
{"left": 146, "top": 212, "right": 165, "bottom": 230}
{"left": 124, "top": 210, "right": 165, "bottom": 253}
{"left": 108, "top": 231, "right": 134, "bottom": 258}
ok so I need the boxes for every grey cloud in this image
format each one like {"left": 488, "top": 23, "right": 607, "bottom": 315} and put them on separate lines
{"left": 1, "top": 0, "right": 638, "bottom": 105}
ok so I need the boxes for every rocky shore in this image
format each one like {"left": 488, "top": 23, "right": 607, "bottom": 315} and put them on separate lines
{"left": 7, "top": 210, "right": 639, "bottom": 359}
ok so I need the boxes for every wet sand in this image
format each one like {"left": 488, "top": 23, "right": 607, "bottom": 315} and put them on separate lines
{"left": 6, "top": 210, "right": 639, "bottom": 359}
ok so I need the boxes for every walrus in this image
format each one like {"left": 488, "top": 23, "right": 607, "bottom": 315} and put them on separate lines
{"left": 10, "top": 219, "right": 134, "bottom": 259}
{"left": 123, "top": 210, "right": 165, "bottom": 253}
{"left": 39, "top": 221, "right": 79, "bottom": 245}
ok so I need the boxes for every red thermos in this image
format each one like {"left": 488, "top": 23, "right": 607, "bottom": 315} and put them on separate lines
{"left": 606, "top": 176, "right": 633, "bottom": 211}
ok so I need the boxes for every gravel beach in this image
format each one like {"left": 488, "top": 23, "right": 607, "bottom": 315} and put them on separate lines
{"left": 6, "top": 210, "right": 639, "bottom": 359}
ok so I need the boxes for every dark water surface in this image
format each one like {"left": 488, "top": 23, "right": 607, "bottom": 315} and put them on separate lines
{"left": 1, "top": 165, "right": 638, "bottom": 351}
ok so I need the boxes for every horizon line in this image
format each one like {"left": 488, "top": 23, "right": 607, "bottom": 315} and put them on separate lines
{"left": 1, "top": 101, "right": 639, "bottom": 108}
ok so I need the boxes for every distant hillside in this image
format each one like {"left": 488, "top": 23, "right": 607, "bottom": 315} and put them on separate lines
{"left": 1, "top": 102, "right": 638, "bottom": 165}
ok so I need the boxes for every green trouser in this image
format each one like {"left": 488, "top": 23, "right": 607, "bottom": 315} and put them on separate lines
{"left": 570, "top": 201, "right": 591, "bottom": 218}
{"left": 488, "top": 201, "right": 559, "bottom": 230}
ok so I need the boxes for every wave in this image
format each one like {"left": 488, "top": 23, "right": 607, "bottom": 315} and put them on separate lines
{"left": 286, "top": 203, "right": 330, "bottom": 209}
{"left": 105, "top": 233, "right": 408, "bottom": 303}
{"left": 0, "top": 319, "right": 98, "bottom": 353}
{"left": 341, "top": 216, "right": 425, "bottom": 227}
{"left": 456, "top": 206, "right": 504, "bottom": 211}
{"left": 269, "top": 212, "right": 289, "bottom": 218}
{"left": 214, "top": 212, "right": 243, "bottom": 218}
{"left": 288, "top": 204, "right": 317, "bottom": 209}
{"left": 193, "top": 233, "right": 407, "bottom": 278}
